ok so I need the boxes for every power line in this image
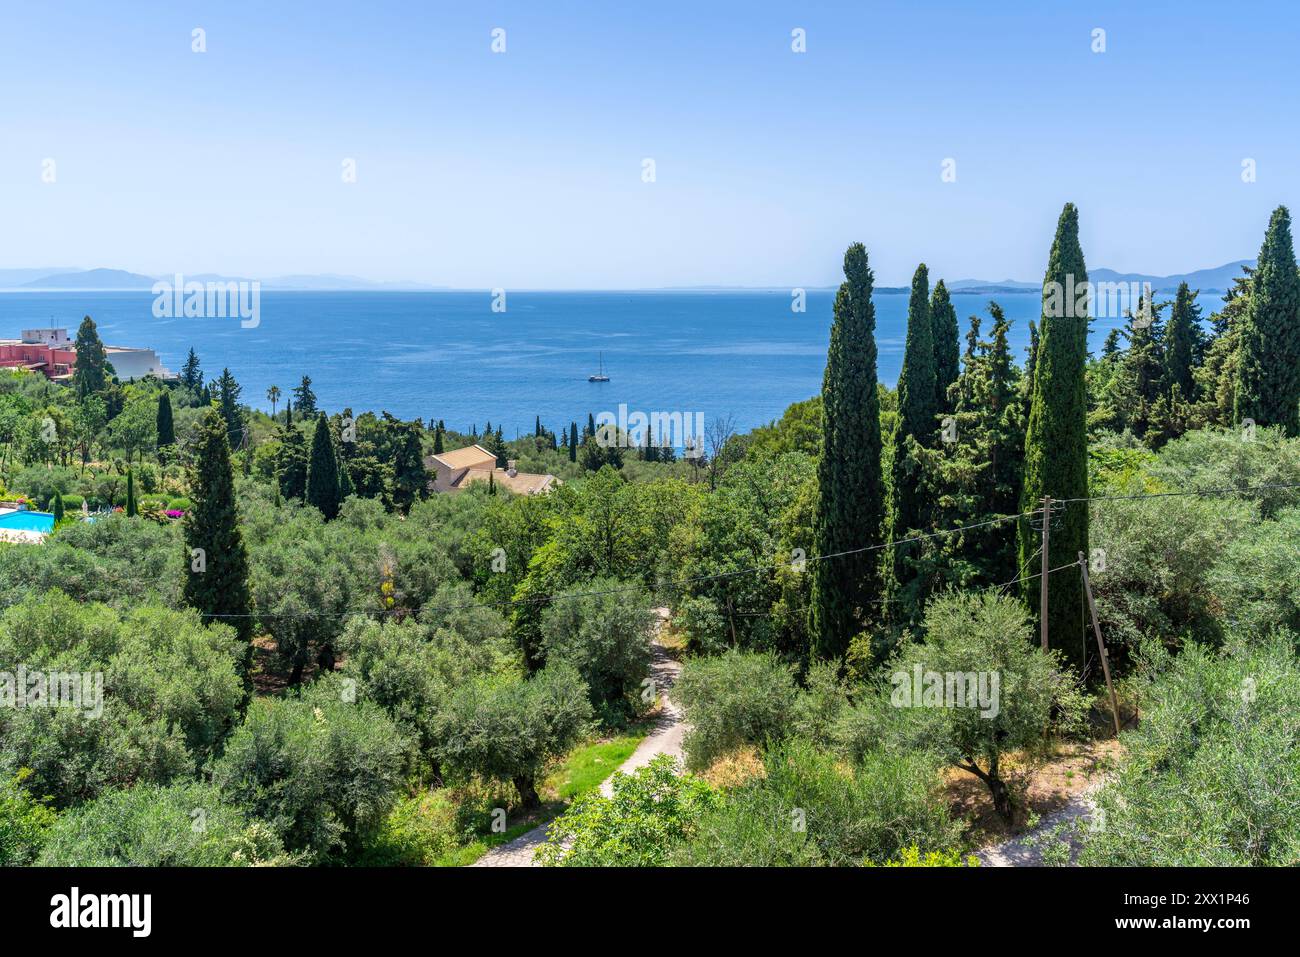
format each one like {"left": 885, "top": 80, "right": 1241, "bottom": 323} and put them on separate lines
{"left": 200, "top": 509, "right": 1037, "bottom": 620}
{"left": 197, "top": 478, "right": 1300, "bottom": 621}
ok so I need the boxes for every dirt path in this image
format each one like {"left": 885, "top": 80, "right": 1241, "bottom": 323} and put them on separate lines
{"left": 471, "top": 609, "right": 684, "bottom": 868}
{"left": 976, "top": 784, "right": 1102, "bottom": 867}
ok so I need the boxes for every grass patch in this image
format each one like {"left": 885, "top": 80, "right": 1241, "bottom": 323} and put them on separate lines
{"left": 445, "top": 726, "right": 649, "bottom": 865}
{"left": 545, "top": 732, "right": 644, "bottom": 802}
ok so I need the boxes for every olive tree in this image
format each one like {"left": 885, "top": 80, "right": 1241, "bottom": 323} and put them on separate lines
{"left": 433, "top": 664, "right": 592, "bottom": 808}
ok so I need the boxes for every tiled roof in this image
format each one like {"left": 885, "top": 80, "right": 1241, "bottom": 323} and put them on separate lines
{"left": 429, "top": 444, "right": 497, "bottom": 470}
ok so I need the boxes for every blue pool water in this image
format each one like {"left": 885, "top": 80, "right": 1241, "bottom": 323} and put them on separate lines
{"left": 0, "top": 511, "right": 56, "bottom": 533}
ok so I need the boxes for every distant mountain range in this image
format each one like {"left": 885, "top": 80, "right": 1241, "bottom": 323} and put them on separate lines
{"left": 945, "top": 261, "right": 1253, "bottom": 295}
{"left": 0, "top": 261, "right": 1257, "bottom": 293}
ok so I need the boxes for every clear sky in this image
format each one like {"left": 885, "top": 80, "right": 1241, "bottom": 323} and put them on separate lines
{"left": 1, "top": 0, "right": 1296, "bottom": 288}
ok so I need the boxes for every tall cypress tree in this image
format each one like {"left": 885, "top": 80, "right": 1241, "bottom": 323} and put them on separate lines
{"left": 306, "top": 414, "right": 342, "bottom": 519}
{"left": 1236, "top": 205, "right": 1300, "bottom": 436}
{"left": 889, "top": 264, "right": 937, "bottom": 597}
{"left": 808, "top": 243, "right": 884, "bottom": 660}
{"left": 569, "top": 422, "right": 579, "bottom": 462}
{"left": 156, "top": 392, "right": 176, "bottom": 450}
{"left": 433, "top": 425, "right": 444, "bottom": 454}
{"left": 1164, "top": 282, "right": 1202, "bottom": 400}
{"left": 931, "top": 279, "right": 961, "bottom": 413}
{"left": 72, "top": 316, "right": 110, "bottom": 398}
{"left": 1019, "top": 203, "right": 1089, "bottom": 671}
{"left": 125, "top": 468, "right": 137, "bottom": 517}
{"left": 183, "top": 408, "right": 253, "bottom": 656}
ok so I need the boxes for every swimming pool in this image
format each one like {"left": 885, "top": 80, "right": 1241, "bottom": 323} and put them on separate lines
{"left": 0, "top": 511, "right": 56, "bottom": 533}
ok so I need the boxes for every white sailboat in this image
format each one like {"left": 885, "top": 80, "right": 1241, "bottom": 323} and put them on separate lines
{"left": 588, "top": 353, "right": 610, "bottom": 382}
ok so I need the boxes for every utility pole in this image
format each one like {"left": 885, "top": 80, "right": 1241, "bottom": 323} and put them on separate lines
{"left": 1079, "top": 550, "right": 1121, "bottom": 736}
{"left": 1040, "top": 496, "right": 1051, "bottom": 651}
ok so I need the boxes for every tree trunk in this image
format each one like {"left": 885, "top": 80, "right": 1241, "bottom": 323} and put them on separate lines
{"left": 513, "top": 775, "right": 540, "bottom": 809}
{"left": 988, "top": 774, "right": 1014, "bottom": 823}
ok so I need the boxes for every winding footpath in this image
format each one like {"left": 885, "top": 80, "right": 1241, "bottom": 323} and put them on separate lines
{"left": 471, "top": 610, "right": 684, "bottom": 867}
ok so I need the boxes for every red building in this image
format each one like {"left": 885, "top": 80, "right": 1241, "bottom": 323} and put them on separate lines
{"left": 0, "top": 336, "right": 77, "bottom": 380}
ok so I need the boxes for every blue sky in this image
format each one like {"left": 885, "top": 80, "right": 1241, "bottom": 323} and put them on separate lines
{"left": 1, "top": 0, "right": 1296, "bottom": 288}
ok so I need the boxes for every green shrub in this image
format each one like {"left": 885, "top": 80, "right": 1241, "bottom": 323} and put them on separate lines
{"left": 213, "top": 675, "right": 410, "bottom": 863}
{"left": 675, "top": 649, "right": 797, "bottom": 771}
{"left": 1210, "top": 508, "right": 1300, "bottom": 640}
{"left": 359, "top": 789, "right": 461, "bottom": 866}
{"left": 36, "top": 781, "right": 289, "bottom": 866}
{"left": 10, "top": 465, "right": 76, "bottom": 507}
{"left": 539, "top": 755, "right": 719, "bottom": 866}
{"left": 868, "top": 845, "right": 980, "bottom": 867}
{"left": 0, "top": 769, "right": 57, "bottom": 865}
{"left": 1080, "top": 634, "right": 1300, "bottom": 866}
{"left": 673, "top": 740, "right": 960, "bottom": 866}
{"left": 0, "top": 591, "right": 245, "bottom": 807}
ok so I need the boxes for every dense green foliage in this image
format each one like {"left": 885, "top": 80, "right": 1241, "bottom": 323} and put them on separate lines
{"left": 539, "top": 755, "right": 720, "bottom": 866}
{"left": 3, "top": 202, "right": 1298, "bottom": 870}
{"left": 1081, "top": 635, "right": 1300, "bottom": 865}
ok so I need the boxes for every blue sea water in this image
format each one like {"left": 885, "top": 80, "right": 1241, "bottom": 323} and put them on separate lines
{"left": 0, "top": 288, "right": 1223, "bottom": 437}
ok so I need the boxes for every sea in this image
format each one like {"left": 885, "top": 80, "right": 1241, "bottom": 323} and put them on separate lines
{"left": 0, "top": 288, "right": 1225, "bottom": 438}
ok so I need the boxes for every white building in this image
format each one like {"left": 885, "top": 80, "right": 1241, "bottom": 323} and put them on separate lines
{"left": 105, "top": 345, "right": 173, "bottom": 381}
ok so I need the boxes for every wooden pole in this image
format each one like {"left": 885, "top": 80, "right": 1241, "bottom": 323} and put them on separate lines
{"left": 1079, "top": 550, "right": 1121, "bottom": 736}
{"left": 1040, "top": 496, "right": 1051, "bottom": 651}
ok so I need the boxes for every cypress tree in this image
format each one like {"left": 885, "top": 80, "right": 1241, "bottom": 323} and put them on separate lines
{"left": 72, "top": 316, "right": 110, "bottom": 398}
{"left": 156, "top": 392, "right": 176, "bottom": 450}
{"left": 808, "top": 242, "right": 885, "bottom": 660}
{"left": 1019, "top": 203, "right": 1089, "bottom": 671}
{"left": 306, "top": 414, "right": 342, "bottom": 519}
{"left": 276, "top": 426, "right": 308, "bottom": 500}
{"left": 52, "top": 492, "right": 65, "bottom": 524}
{"left": 889, "top": 264, "right": 937, "bottom": 597}
{"left": 126, "top": 468, "right": 137, "bottom": 517}
{"left": 183, "top": 408, "right": 253, "bottom": 656}
{"left": 535, "top": 415, "right": 543, "bottom": 437}
{"left": 569, "top": 422, "right": 578, "bottom": 462}
{"left": 586, "top": 413, "right": 596, "bottom": 438}
{"left": 1236, "top": 205, "right": 1300, "bottom": 435}
{"left": 433, "top": 425, "right": 444, "bottom": 454}
{"left": 931, "top": 279, "right": 960, "bottom": 413}
{"left": 1164, "top": 282, "right": 1202, "bottom": 399}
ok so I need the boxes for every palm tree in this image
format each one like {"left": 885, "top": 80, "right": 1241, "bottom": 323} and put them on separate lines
{"left": 267, "top": 384, "right": 281, "bottom": 420}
